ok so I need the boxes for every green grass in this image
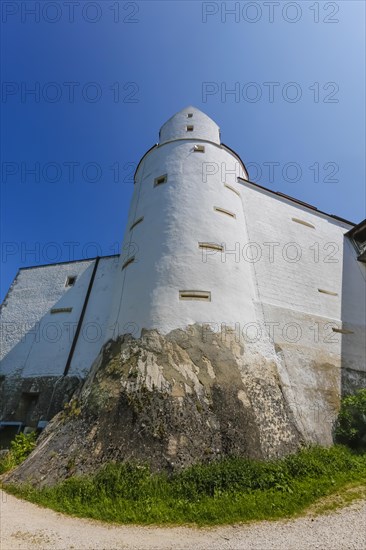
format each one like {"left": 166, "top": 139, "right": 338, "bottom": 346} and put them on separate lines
{"left": 3, "top": 446, "right": 366, "bottom": 526}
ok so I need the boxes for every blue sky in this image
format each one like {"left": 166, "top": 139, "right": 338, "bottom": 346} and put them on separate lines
{"left": 1, "top": 0, "right": 365, "bottom": 301}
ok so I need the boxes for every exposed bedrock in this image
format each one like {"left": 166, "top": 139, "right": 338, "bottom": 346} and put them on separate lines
{"left": 5, "top": 325, "right": 346, "bottom": 487}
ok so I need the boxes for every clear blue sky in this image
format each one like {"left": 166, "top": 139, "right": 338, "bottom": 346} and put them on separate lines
{"left": 1, "top": 0, "right": 365, "bottom": 301}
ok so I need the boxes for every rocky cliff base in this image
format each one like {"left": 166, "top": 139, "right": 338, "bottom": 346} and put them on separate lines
{"left": 5, "top": 326, "right": 306, "bottom": 487}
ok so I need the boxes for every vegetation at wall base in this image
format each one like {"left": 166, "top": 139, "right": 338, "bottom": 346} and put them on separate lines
{"left": 0, "top": 432, "right": 36, "bottom": 475}
{"left": 334, "top": 389, "right": 366, "bottom": 451}
{"left": 3, "top": 446, "right": 366, "bottom": 526}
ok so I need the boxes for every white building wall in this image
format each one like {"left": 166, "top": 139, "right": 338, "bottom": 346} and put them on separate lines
{"left": 340, "top": 236, "right": 366, "bottom": 373}
{"left": 238, "top": 181, "right": 365, "bottom": 369}
{"left": 68, "top": 256, "right": 120, "bottom": 377}
{"left": 236, "top": 182, "right": 365, "bottom": 442}
{"left": 0, "top": 257, "right": 118, "bottom": 379}
{"left": 240, "top": 182, "right": 349, "bottom": 315}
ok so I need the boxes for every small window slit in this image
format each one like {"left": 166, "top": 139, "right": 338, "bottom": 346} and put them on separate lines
{"left": 154, "top": 174, "right": 167, "bottom": 187}
{"left": 186, "top": 125, "right": 194, "bottom": 132}
{"left": 193, "top": 144, "right": 205, "bottom": 152}
{"left": 179, "top": 290, "right": 211, "bottom": 301}
{"left": 214, "top": 206, "right": 236, "bottom": 219}
{"left": 198, "top": 242, "right": 223, "bottom": 252}
{"left": 292, "top": 218, "right": 315, "bottom": 229}
{"left": 65, "top": 276, "right": 76, "bottom": 287}
{"left": 318, "top": 288, "right": 338, "bottom": 296}
{"left": 224, "top": 183, "right": 241, "bottom": 197}
{"left": 51, "top": 307, "right": 72, "bottom": 314}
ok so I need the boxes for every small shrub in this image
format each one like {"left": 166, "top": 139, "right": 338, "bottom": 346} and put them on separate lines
{"left": 0, "top": 431, "right": 37, "bottom": 474}
{"left": 335, "top": 389, "right": 366, "bottom": 450}
{"left": 10, "top": 431, "right": 37, "bottom": 465}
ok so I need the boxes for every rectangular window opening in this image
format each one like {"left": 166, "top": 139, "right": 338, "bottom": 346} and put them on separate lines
{"left": 193, "top": 144, "right": 205, "bottom": 153}
{"left": 51, "top": 307, "right": 73, "bottom": 314}
{"left": 292, "top": 217, "right": 315, "bottom": 229}
{"left": 198, "top": 242, "right": 223, "bottom": 252}
{"left": 214, "top": 206, "right": 236, "bottom": 219}
{"left": 65, "top": 276, "right": 76, "bottom": 287}
{"left": 224, "top": 183, "right": 241, "bottom": 197}
{"left": 186, "top": 125, "right": 194, "bottom": 132}
{"left": 318, "top": 288, "right": 338, "bottom": 296}
{"left": 122, "top": 257, "right": 135, "bottom": 271}
{"left": 154, "top": 174, "right": 167, "bottom": 187}
{"left": 130, "top": 217, "right": 144, "bottom": 231}
{"left": 179, "top": 290, "right": 211, "bottom": 302}
{"left": 187, "top": 113, "right": 193, "bottom": 118}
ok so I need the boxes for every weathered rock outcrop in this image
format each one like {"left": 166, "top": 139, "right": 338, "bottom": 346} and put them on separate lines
{"left": 5, "top": 326, "right": 311, "bottom": 487}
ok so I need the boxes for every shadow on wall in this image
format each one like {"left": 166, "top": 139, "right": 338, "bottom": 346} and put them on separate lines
{"left": 340, "top": 224, "right": 366, "bottom": 396}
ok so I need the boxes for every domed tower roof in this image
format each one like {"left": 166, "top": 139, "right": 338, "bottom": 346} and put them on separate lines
{"left": 159, "top": 106, "right": 221, "bottom": 145}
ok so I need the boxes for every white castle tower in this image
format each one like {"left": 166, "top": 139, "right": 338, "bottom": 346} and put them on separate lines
{"left": 109, "top": 106, "right": 258, "bottom": 336}
{"left": 1, "top": 105, "right": 364, "bottom": 447}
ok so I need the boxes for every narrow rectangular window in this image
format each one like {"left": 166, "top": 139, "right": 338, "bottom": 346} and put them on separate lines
{"left": 154, "top": 174, "right": 167, "bottom": 187}
{"left": 193, "top": 144, "right": 205, "bottom": 153}
{"left": 292, "top": 217, "right": 315, "bottom": 229}
{"left": 65, "top": 276, "right": 76, "bottom": 287}
{"left": 187, "top": 113, "right": 193, "bottom": 118}
{"left": 51, "top": 307, "right": 73, "bottom": 314}
{"left": 224, "top": 183, "right": 241, "bottom": 197}
{"left": 130, "top": 217, "right": 144, "bottom": 231}
{"left": 214, "top": 206, "right": 236, "bottom": 219}
{"left": 186, "top": 125, "right": 194, "bottom": 132}
{"left": 198, "top": 242, "right": 223, "bottom": 252}
{"left": 179, "top": 290, "right": 211, "bottom": 301}
{"left": 122, "top": 257, "right": 135, "bottom": 270}
{"left": 318, "top": 288, "right": 338, "bottom": 296}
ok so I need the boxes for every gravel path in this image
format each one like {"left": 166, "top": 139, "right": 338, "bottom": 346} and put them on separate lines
{"left": 1, "top": 490, "right": 365, "bottom": 550}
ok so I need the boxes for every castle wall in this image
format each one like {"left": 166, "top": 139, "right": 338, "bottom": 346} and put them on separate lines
{"left": 0, "top": 256, "right": 118, "bottom": 380}
{"left": 0, "top": 257, "right": 118, "bottom": 430}
{"left": 0, "top": 260, "right": 95, "bottom": 378}
{"left": 239, "top": 182, "right": 365, "bottom": 375}
{"left": 238, "top": 182, "right": 365, "bottom": 442}
{"left": 67, "top": 255, "right": 120, "bottom": 377}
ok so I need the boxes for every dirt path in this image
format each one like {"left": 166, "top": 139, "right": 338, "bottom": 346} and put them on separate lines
{"left": 0, "top": 490, "right": 365, "bottom": 550}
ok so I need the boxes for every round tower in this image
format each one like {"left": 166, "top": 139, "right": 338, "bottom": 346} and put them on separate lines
{"left": 110, "top": 106, "right": 257, "bottom": 337}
